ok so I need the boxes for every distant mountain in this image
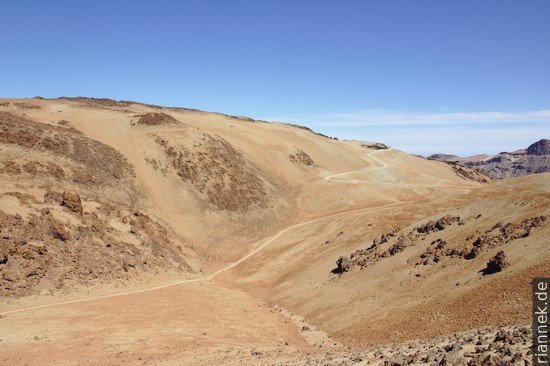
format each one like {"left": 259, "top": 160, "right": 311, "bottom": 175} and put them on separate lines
{"left": 428, "top": 139, "right": 550, "bottom": 179}
{"left": 527, "top": 138, "right": 550, "bottom": 155}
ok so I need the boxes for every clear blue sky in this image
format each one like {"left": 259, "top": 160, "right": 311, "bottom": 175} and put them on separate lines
{"left": 1, "top": 1, "right": 549, "bottom": 156}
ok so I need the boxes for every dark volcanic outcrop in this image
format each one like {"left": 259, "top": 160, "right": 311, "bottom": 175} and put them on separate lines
{"left": 527, "top": 139, "right": 550, "bottom": 156}
{"left": 485, "top": 251, "right": 509, "bottom": 274}
{"left": 428, "top": 139, "right": 550, "bottom": 178}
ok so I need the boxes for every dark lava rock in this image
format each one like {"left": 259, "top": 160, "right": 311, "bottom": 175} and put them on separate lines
{"left": 485, "top": 251, "right": 509, "bottom": 274}
{"left": 527, "top": 139, "right": 550, "bottom": 155}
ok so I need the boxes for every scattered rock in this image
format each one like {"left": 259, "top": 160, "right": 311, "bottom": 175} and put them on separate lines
{"left": 289, "top": 149, "right": 314, "bottom": 166}
{"left": 335, "top": 256, "right": 349, "bottom": 273}
{"left": 485, "top": 250, "right": 509, "bottom": 274}
{"left": 61, "top": 191, "right": 83, "bottom": 215}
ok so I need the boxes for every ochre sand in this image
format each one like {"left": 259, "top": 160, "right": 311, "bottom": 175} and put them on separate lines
{"left": 0, "top": 98, "right": 548, "bottom": 365}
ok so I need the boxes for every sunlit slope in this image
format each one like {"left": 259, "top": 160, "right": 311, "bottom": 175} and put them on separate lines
{"left": 225, "top": 173, "right": 549, "bottom": 346}
{"left": 1, "top": 97, "right": 479, "bottom": 296}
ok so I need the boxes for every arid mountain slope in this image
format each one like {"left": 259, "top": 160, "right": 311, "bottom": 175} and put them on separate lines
{"left": 224, "top": 173, "right": 549, "bottom": 348}
{"left": 0, "top": 109, "right": 194, "bottom": 296}
{"left": 0, "top": 97, "right": 477, "bottom": 296}
{"left": 1, "top": 97, "right": 548, "bottom": 365}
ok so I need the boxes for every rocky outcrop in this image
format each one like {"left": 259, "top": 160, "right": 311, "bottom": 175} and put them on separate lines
{"left": 360, "top": 142, "right": 389, "bottom": 150}
{"left": 415, "top": 215, "right": 462, "bottom": 235}
{"left": 464, "top": 216, "right": 546, "bottom": 259}
{"left": 527, "top": 139, "right": 550, "bottom": 155}
{"left": 61, "top": 191, "right": 83, "bottom": 215}
{"left": 0, "top": 112, "right": 135, "bottom": 185}
{"left": 156, "top": 133, "right": 271, "bottom": 211}
{"left": 448, "top": 163, "right": 491, "bottom": 183}
{"left": 335, "top": 256, "right": 349, "bottom": 273}
{"left": 338, "top": 214, "right": 546, "bottom": 273}
{"left": 289, "top": 149, "right": 314, "bottom": 166}
{"left": 428, "top": 139, "right": 550, "bottom": 179}
{"left": 427, "top": 153, "right": 460, "bottom": 162}
{"left": 0, "top": 191, "right": 191, "bottom": 297}
{"left": 485, "top": 251, "right": 509, "bottom": 274}
{"left": 134, "top": 112, "right": 178, "bottom": 126}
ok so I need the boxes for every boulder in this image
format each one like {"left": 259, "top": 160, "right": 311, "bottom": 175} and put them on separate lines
{"left": 61, "top": 191, "right": 83, "bottom": 215}
{"left": 486, "top": 251, "right": 509, "bottom": 274}
{"left": 336, "top": 256, "right": 349, "bottom": 273}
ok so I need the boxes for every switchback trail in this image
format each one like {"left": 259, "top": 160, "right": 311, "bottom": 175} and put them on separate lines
{"left": 324, "top": 149, "right": 386, "bottom": 182}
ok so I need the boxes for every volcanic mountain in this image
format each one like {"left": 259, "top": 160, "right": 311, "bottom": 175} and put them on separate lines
{"left": 0, "top": 97, "right": 548, "bottom": 365}
{"left": 428, "top": 139, "right": 550, "bottom": 178}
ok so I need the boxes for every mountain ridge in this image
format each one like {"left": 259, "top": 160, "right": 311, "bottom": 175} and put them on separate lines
{"left": 428, "top": 139, "right": 550, "bottom": 178}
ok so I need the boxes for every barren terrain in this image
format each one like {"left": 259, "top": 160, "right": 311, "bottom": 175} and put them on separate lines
{"left": 429, "top": 139, "right": 550, "bottom": 178}
{"left": 0, "top": 97, "right": 548, "bottom": 365}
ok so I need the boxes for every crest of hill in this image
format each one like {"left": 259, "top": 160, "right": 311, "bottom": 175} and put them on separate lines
{"left": 46, "top": 97, "right": 346, "bottom": 140}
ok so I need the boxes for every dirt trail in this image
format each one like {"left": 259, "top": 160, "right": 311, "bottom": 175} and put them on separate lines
{"left": 1, "top": 98, "right": 544, "bottom": 366}
{"left": 0, "top": 147, "right": 477, "bottom": 317}
{"left": 0, "top": 199, "right": 405, "bottom": 316}
{"left": 325, "top": 149, "right": 478, "bottom": 190}
{"left": 0, "top": 147, "right": 389, "bottom": 316}
{"left": 324, "top": 149, "right": 387, "bottom": 181}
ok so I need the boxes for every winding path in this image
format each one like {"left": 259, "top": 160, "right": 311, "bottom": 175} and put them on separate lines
{"left": 324, "top": 149, "right": 386, "bottom": 182}
{"left": 0, "top": 148, "right": 468, "bottom": 316}
{"left": 0, "top": 200, "right": 404, "bottom": 316}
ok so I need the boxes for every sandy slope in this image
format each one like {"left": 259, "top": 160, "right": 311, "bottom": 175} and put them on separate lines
{"left": 0, "top": 97, "right": 548, "bottom": 365}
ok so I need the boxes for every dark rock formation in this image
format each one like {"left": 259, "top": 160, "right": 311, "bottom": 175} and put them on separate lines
{"left": 289, "top": 149, "right": 314, "bottom": 166}
{"left": 361, "top": 143, "right": 389, "bottom": 150}
{"left": 416, "top": 215, "right": 461, "bottom": 234}
{"left": 527, "top": 139, "right": 550, "bottom": 155}
{"left": 485, "top": 251, "right": 509, "bottom": 274}
{"left": 335, "top": 256, "right": 349, "bottom": 273}
{"left": 135, "top": 112, "right": 178, "bottom": 126}
{"left": 428, "top": 139, "right": 550, "bottom": 178}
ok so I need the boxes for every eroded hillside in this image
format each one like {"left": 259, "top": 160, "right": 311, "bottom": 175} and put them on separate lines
{"left": 1, "top": 97, "right": 548, "bottom": 365}
{"left": 0, "top": 109, "right": 194, "bottom": 296}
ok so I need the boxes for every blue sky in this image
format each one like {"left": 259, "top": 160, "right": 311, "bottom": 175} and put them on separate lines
{"left": 1, "top": 1, "right": 549, "bottom": 156}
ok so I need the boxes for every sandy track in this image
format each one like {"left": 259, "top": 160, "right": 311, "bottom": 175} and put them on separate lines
{"left": 0, "top": 199, "right": 404, "bottom": 316}
{"left": 324, "top": 149, "right": 386, "bottom": 181}
{"left": 0, "top": 148, "right": 473, "bottom": 316}
{"left": 0, "top": 148, "right": 391, "bottom": 316}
